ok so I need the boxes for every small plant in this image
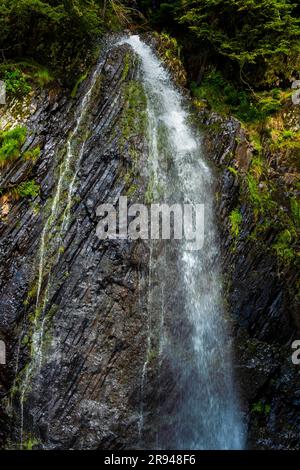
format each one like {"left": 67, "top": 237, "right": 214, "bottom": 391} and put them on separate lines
{"left": 22, "top": 436, "right": 39, "bottom": 450}
{"left": 227, "top": 166, "right": 238, "bottom": 176}
{"left": 34, "top": 68, "right": 54, "bottom": 88}
{"left": 15, "top": 180, "right": 40, "bottom": 199}
{"left": 252, "top": 400, "right": 271, "bottom": 416}
{"left": 273, "top": 229, "right": 295, "bottom": 263}
{"left": 246, "top": 174, "right": 275, "bottom": 218}
{"left": 1, "top": 68, "right": 31, "bottom": 97}
{"left": 24, "top": 146, "right": 41, "bottom": 162}
{"left": 291, "top": 198, "right": 300, "bottom": 228}
{"left": 0, "top": 126, "right": 27, "bottom": 167}
{"left": 229, "top": 208, "right": 242, "bottom": 238}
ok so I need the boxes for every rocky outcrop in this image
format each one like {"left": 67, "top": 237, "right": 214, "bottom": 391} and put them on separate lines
{"left": 0, "top": 39, "right": 149, "bottom": 449}
{"left": 199, "top": 106, "right": 300, "bottom": 449}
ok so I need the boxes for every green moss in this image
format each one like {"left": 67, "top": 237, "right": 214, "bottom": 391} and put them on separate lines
{"left": 118, "top": 80, "right": 148, "bottom": 196}
{"left": 229, "top": 208, "right": 242, "bottom": 238}
{"left": 227, "top": 166, "right": 238, "bottom": 176}
{"left": 120, "top": 80, "right": 147, "bottom": 144}
{"left": 122, "top": 53, "right": 132, "bottom": 81}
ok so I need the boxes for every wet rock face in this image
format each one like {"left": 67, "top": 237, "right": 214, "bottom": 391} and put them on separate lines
{"left": 0, "top": 42, "right": 149, "bottom": 449}
{"left": 199, "top": 109, "right": 300, "bottom": 449}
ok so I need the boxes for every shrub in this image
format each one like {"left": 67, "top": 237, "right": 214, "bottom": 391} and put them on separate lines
{"left": 229, "top": 209, "right": 242, "bottom": 238}
{"left": 273, "top": 229, "right": 295, "bottom": 262}
{"left": 15, "top": 180, "right": 40, "bottom": 199}
{"left": 1, "top": 68, "right": 31, "bottom": 97}
{"left": 0, "top": 126, "right": 27, "bottom": 167}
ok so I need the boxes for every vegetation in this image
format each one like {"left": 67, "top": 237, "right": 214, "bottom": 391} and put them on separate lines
{"left": 179, "top": 0, "right": 300, "bottom": 86}
{"left": 0, "top": 126, "right": 40, "bottom": 207}
{"left": 252, "top": 400, "right": 271, "bottom": 416}
{"left": 15, "top": 180, "right": 40, "bottom": 199}
{"left": 242, "top": 133, "right": 299, "bottom": 266}
{"left": 154, "top": 32, "right": 187, "bottom": 87}
{"left": 0, "top": 67, "right": 32, "bottom": 97}
{"left": 191, "top": 71, "right": 282, "bottom": 122}
{"left": 141, "top": 1, "right": 300, "bottom": 87}
{"left": 0, "top": 126, "right": 27, "bottom": 167}
{"left": 229, "top": 208, "right": 242, "bottom": 238}
{"left": 0, "top": 1, "right": 140, "bottom": 88}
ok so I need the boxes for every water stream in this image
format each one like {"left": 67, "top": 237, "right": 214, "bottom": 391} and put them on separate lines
{"left": 120, "top": 35, "right": 245, "bottom": 450}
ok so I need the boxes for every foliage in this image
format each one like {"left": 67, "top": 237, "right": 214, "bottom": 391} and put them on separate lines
{"left": 155, "top": 32, "right": 187, "bottom": 86}
{"left": 15, "top": 180, "right": 40, "bottom": 199}
{"left": 191, "top": 70, "right": 285, "bottom": 122}
{"left": 229, "top": 208, "right": 242, "bottom": 238}
{"left": 33, "top": 68, "right": 54, "bottom": 87}
{"left": 24, "top": 146, "right": 41, "bottom": 162}
{"left": 291, "top": 197, "right": 300, "bottom": 229}
{"left": 243, "top": 135, "right": 299, "bottom": 267}
{"left": 252, "top": 401, "right": 271, "bottom": 416}
{"left": 0, "top": 68, "right": 32, "bottom": 97}
{"left": 0, "top": 126, "right": 27, "bottom": 167}
{"left": 179, "top": 0, "right": 300, "bottom": 86}
{"left": 0, "top": 0, "right": 106, "bottom": 85}
{"left": 22, "top": 435, "right": 39, "bottom": 450}
{"left": 273, "top": 228, "right": 296, "bottom": 262}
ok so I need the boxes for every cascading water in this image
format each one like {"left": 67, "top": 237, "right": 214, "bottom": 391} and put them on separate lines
{"left": 119, "top": 35, "right": 245, "bottom": 450}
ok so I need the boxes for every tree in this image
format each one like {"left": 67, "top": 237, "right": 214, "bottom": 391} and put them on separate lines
{"left": 179, "top": 0, "right": 300, "bottom": 86}
{"left": 0, "top": 1, "right": 104, "bottom": 83}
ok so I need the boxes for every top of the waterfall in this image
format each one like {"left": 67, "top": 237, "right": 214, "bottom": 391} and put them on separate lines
{"left": 118, "top": 35, "right": 170, "bottom": 84}
{"left": 117, "top": 35, "right": 199, "bottom": 156}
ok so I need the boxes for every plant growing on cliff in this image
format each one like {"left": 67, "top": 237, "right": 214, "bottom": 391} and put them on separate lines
{"left": 0, "top": 68, "right": 32, "bottom": 97}
{"left": 273, "top": 229, "right": 296, "bottom": 262}
{"left": 155, "top": 32, "right": 187, "bottom": 87}
{"left": 229, "top": 208, "right": 242, "bottom": 238}
{"left": 15, "top": 180, "right": 40, "bottom": 199}
{"left": 0, "top": 126, "right": 27, "bottom": 167}
{"left": 252, "top": 400, "right": 271, "bottom": 416}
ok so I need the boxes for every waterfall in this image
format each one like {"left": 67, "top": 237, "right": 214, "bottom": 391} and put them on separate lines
{"left": 119, "top": 35, "right": 245, "bottom": 450}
